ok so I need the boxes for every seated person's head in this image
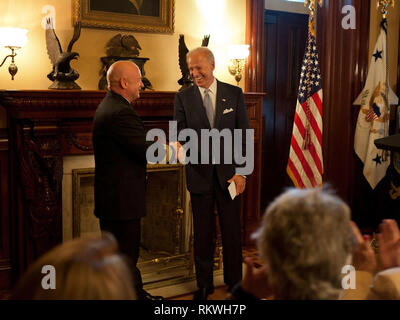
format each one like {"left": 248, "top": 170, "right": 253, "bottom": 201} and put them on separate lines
{"left": 254, "top": 187, "right": 353, "bottom": 299}
{"left": 11, "top": 232, "right": 136, "bottom": 300}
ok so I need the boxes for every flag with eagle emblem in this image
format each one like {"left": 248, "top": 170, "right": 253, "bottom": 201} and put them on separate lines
{"left": 354, "top": 18, "right": 398, "bottom": 189}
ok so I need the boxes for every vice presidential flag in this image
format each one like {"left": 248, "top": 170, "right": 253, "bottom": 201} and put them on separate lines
{"left": 354, "top": 19, "right": 398, "bottom": 189}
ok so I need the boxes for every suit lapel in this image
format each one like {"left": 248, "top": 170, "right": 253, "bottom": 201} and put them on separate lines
{"left": 214, "top": 80, "right": 225, "bottom": 129}
{"left": 192, "top": 85, "right": 211, "bottom": 129}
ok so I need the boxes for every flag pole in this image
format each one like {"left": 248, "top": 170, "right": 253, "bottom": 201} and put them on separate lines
{"left": 304, "top": 0, "right": 322, "bottom": 17}
{"left": 377, "top": 1, "right": 395, "bottom": 161}
{"left": 302, "top": 0, "right": 322, "bottom": 149}
{"left": 304, "top": 0, "right": 322, "bottom": 34}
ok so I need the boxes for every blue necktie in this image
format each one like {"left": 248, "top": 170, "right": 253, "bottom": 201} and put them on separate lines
{"left": 203, "top": 89, "right": 214, "bottom": 127}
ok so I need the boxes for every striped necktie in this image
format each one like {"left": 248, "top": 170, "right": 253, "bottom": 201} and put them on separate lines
{"left": 203, "top": 89, "right": 214, "bottom": 127}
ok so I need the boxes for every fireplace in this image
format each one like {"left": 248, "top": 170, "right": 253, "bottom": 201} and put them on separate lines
{"left": 67, "top": 160, "right": 195, "bottom": 288}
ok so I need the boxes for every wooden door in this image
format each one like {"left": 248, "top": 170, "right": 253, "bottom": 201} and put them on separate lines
{"left": 261, "top": 10, "right": 308, "bottom": 212}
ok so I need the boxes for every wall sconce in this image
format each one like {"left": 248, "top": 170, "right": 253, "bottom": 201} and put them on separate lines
{"left": 228, "top": 44, "right": 249, "bottom": 86}
{"left": 0, "top": 27, "right": 28, "bottom": 80}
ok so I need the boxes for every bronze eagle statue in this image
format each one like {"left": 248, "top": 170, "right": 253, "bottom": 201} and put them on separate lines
{"left": 45, "top": 18, "right": 81, "bottom": 89}
{"left": 178, "top": 35, "right": 210, "bottom": 91}
{"left": 105, "top": 34, "right": 142, "bottom": 57}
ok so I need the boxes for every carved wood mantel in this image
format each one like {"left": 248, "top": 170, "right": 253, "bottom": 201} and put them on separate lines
{"left": 0, "top": 90, "right": 263, "bottom": 282}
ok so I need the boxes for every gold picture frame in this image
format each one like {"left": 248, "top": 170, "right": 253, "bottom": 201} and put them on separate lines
{"left": 72, "top": 0, "right": 174, "bottom": 33}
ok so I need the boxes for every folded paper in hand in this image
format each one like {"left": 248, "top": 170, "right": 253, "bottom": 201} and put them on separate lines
{"left": 228, "top": 181, "right": 236, "bottom": 200}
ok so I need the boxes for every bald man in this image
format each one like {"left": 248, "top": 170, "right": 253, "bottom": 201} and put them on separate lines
{"left": 92, "top": 61, "right": 162, "bottom": 300}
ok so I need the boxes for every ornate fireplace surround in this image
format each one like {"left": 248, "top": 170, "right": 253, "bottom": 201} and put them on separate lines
{"left": 0, "top": 89, "right": 263, "bottom": 287}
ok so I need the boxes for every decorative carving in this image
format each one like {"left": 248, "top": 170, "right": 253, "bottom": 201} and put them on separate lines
{"left": 98, "top": 56, "right": 153, "bottom": 90}
{"left": 177, "top": 34, "right": 210, "bottom": 91}
{"left": 106, "top": 34, "right": 141, "bottom": 57}
{"left": 17, "top": 124, "right": 63, "bottom": 257}
{"left": 65, "top": 133, "right": 93, "bottom": 152}
{"left": 45, "top": 18, "right": 82, "bottom": 90}
{"left": 99, "top": 34, "right": 153, "bottom": 90}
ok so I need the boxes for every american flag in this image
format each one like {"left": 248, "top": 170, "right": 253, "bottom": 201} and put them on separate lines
{"left": 287, "top": 19, "right": 323, "bottom": 188}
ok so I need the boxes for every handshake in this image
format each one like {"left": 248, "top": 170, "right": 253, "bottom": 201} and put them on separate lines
{"left": 166, "top": 141, "right": 185, "bottom": 163}
{"left": 147, "top": 141, "right": 185, "bottom": 164}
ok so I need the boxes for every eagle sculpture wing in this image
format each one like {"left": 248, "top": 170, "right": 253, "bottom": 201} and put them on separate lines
{"left": 67, "top": 22, "right": 81, "bottom": 52}
{"left": 107, "top": 34, "right": 122, "bottom": 48}
{"left": 201, "top": 35, "right": 210, "bottom": 47}
{"left": 45, "top": 18, "right": 62, "bottom": 65}
{"left": 121, "top": 35, "right": 141, "bottom": 51}
{"left": 178, "top": 35, "right": 189, "bottom": 77}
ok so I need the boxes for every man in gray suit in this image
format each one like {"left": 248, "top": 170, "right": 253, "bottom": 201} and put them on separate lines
{"left": 174, "top": 47, "right": 250, "bottom": 300}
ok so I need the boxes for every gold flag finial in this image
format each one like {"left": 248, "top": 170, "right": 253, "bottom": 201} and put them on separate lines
{"left": 377, "top": 0, "right": 395, "bottom": 18}
{"left": 305, "top": 0, "right": 322, "bottom": 36}
{"left": 305, "top": 0, "right": 322, "bottom": 17}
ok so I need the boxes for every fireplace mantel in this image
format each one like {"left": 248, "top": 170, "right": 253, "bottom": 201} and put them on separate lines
{"left": 0, "top": 89, "right": 263, "bottom": 286}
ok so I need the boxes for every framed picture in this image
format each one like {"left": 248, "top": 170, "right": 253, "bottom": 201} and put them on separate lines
{"left": 72, "top": 0, "right": 174, "bottom": 33}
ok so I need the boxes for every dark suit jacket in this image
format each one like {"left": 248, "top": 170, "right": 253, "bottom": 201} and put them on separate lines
{"left": 93, "top": 91, "right": 150, "bottom": 220}
{"left": 173, "top": 80, "right": 250, "bottom": 194}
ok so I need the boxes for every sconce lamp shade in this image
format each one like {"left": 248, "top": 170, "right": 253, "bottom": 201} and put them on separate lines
{"left": 228, "top": 44, "right": 250, "bottom": 60}
{"left": 0, "top": 27, "right": 28, "bottom": 48}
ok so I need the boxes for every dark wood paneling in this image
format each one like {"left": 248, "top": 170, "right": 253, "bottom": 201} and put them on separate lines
{"left": 245, "top": 0, "right": 265, "bottom": 92}
{"left": 0, "top": 90, "right": 263, "bottom": 286}
{"left": 240, "top": 93, "right": 264, "bottom": 246}
{"left": 0, "top": 129, "right": 11, "bottom": 289}
{"left": 317, "top": 1, "right": 373, "bottom": 230}
{"left": 398, "top": 18, "right": 400, "bottom": 112}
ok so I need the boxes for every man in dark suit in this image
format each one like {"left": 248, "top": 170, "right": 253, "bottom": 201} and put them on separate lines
{"left": 92, "top": 61, "right": 162, "bottom": 300}
{"left": 173, "top": 47, "right": 250, "bottom": 300}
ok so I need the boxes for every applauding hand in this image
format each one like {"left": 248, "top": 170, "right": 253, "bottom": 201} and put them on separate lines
{"left": 349, "top": 221, "right": 377, "bottom": 274}
{"left": 376, "top": 219, "right": 400, "bottom": 271}
{"left": 241, "top": 257, "right": 273, "bottom": 299}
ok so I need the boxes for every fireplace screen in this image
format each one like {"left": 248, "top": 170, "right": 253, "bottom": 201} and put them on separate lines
{"left": 72, "top": 164, "right": 194, "bottom": 288}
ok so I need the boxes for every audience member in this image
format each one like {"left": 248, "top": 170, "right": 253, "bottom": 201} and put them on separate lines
{"left": 341, "top": 219, "right": 400, "bottom": 300}
{"left": 11, "top": 232, "right": 136, "bottom": 300}
{"left": 229, "top": 187, "right": 354, "bottom": 300}
{"left": 229, "top": 186, "right": 400, "bottom": 300}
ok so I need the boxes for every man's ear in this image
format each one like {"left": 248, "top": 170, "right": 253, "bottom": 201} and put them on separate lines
{"left": 120, "top": 78, "right": 127, "bottom": 89}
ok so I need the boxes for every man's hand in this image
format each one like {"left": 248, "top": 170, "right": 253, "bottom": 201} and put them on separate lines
{"left": 350, "top": 221, "right": 377, "bottom": 274}
{"left": 241, "top": 257, "right": 273, "bottom": 299}
{"left": 376, "top": 219, "right": 400, "bottom": 271}
{"left": 227, "top": 175, "right": 246, "bottom": 195}
{"left": 168, "top": 141, "right": 182, "bottom": 163}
